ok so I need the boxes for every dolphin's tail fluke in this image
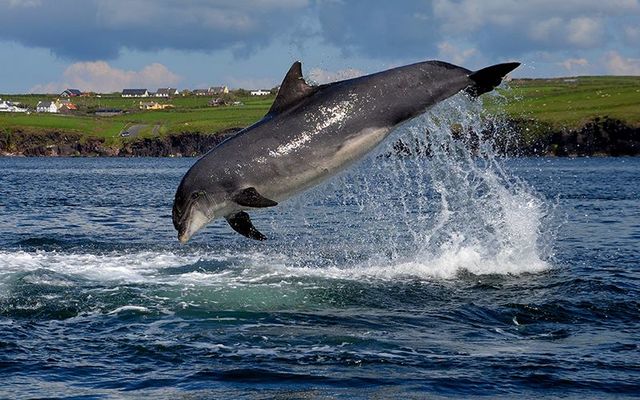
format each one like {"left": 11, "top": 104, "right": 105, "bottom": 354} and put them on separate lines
{"left": 465, "top": 62, "right": 520, "bottom": 97}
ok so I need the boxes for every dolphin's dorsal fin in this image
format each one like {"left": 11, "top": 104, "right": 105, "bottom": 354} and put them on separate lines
{"left": 267, "top": 61, "right": 316, "bottom": 115}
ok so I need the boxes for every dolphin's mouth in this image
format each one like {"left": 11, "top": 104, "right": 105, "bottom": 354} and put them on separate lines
{"left": 178, "top": 232, "right": 190, "bottom": 244}
{"left": 175, "top": 206, "right": 213, "bottom": 244}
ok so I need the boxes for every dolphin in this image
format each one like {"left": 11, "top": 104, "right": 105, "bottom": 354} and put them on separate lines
{"left": 173, "top": 59, "right": 519, "bottom": 242}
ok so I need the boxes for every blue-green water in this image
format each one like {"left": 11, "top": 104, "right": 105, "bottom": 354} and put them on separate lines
{"left": 1, "top": 108, "right": 639, "bottom": 398}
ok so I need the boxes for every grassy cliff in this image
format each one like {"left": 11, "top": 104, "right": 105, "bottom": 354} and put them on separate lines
{"left": 1, "top": 76, "right": 638, "bottom": 156}
{"left": 494, "top": 76, "right": 640, "bottom": 128}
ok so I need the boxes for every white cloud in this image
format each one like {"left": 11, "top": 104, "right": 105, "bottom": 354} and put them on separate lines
{"left": 3, "top": 0, "right": 41, "bottom": 8}
{"left": 30, "top": 61, "right": 182, "bottom": 93}
{"left": 307, "top": 67, "right": 363, "bottom": 84}
{"left": 437, "top": 41, "right": 478, "bottom": 65}
{"left": 432, "top": 0, "right": 636, "bottom": 53}
{"left": 559, "top": 58, "right": 589, "bottom": 74}
{"left": 605, "top": 51, "right": 640, "bottom": 75}
{"left": 567, "top": 17, "right": 603, "bottom": 47}
{"left": 528, "top": 17, "right": 563, "bottom": 42}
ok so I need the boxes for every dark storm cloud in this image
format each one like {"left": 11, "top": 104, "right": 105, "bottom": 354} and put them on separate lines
{"left": 0, "top": 0, "right": 311, "bottom": 59}
{"left": 0, "top": 0, "right": 638, "bottom": 63}
{"left": 315, "top": 1, "right": 441, "bottom": 59}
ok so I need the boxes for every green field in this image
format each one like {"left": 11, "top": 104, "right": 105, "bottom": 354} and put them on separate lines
{"left": 0, "top": 93, "right": 275, "bottom": 140}
{"left": 1, "top": 76, "right": 639, "bottom": 141}
{"left": 493, "top": 75, "right": 640, "bottom": 128}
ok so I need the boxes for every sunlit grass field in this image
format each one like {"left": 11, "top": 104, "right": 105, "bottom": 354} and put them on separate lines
{"left": 494, "top": 75, "right": 640, "bottom": 128}
{"left": 1, "top": 76, "right": 639, "bottom": 141}
{"left": 0, "top": 94, "right": 274, "bottom": 139}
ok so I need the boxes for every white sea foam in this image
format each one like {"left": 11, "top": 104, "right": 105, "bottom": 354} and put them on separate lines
{"left": 0, "top": 250, "right": 201, "bottom": 283}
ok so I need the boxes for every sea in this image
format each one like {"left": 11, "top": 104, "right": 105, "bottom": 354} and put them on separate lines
{"left": 1, "top": 98, "right": 638, "bottom": 399}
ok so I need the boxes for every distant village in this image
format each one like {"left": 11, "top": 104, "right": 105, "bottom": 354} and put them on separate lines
{"left": 0, "top": 85, "right": 273, "bottom": 114}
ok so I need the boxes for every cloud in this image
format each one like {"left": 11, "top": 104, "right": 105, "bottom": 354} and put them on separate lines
{"left": 30, "top": 61, "right": 181, "bottom": 93}
{"left": 567, "top": 17, "right": 603, "bottom": 48}
{"left": 0, "top": 0, "right": 311, "bottom": 60}
{"left": 307, "top": 67, "right": 363, "bottom": 84}
{"left": 315, "top": 1, "right": 440, "bottom": 60}
{"left": 559, "top": 58, "right": 590, "bottom": 74}
{"left": 224, "top": 76, "right": 278, "bottom": 91}
{"left": 605, "top": 51, "right": 640, "bottom": 75}
{"left": 432, "top": 0, "right": 637, "bottom": 56}
{"left": 624, "top": 25, "right": 640, "bottom": 44}
{"left": 1, "top": 0, "right": 640, "bottom": 80}
{"left": 437, "top": 41, "right": 478, "bottom": 65}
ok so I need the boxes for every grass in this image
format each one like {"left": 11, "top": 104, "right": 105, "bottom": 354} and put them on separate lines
{"left": 1, "top": 76, "right": 639, "bottom": 142}
{"left": 0, "top": 93, "right": 275, "bottom": 139}
{"left": 492, "top": 76, "right": 640, "bottom": 128}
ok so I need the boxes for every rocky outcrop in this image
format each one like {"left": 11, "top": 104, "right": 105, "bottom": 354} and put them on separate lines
{"left": 516, "top": 117, "right": 640, "bottom": 156}
{"left": 0, "top": 128, "right": 242, "bottom": 157}
{"left": 389, "top": 117, "right": 640, "bottom": 157}
{"left": 1, "top": 119, "right": 638, "bottom": 157}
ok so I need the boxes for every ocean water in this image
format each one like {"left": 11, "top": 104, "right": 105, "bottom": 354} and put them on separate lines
{"left": 1, "top": 100, "right": 639, "bottom": 399}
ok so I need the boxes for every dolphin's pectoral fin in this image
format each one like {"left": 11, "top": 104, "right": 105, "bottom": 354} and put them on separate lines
{"left": 232, "top": 187, "right": 278, "bottom": 208}
{"left": 225, "top": 211, "right": 267, "bottom": 241}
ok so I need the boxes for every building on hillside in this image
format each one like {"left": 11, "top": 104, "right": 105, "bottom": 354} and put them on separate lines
{"left": 155, "top": 88, "right": 179, "bottom": 98}
{"left": 36, "top": 101, "right": 59, "bottom": 113}
{"left": 122, "top": 89, "right": 149, "bottom": 97}
{"left": 193, "top": 89, "right": 209, "bottom": 96}
{"left": 60, "top": 89, "right": 82, "bottom": 97}
{"left": 209, "top": 86, "right": 229, "bottom": 95}
{"left": 0, "top": 99, "right": 28, "bottom": 113}
{"left": 58, "top": 102, "right": 78, "bottom": 113}
{"left": 139, "top": 101, "right": 174, "bottom": 110}
{"left": 250, "top": 89, "right": 271, "bottom": 96}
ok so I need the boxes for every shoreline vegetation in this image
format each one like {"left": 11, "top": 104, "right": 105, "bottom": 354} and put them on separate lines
{"left": 1, "top": 76, "right": 638, "bottom": 157}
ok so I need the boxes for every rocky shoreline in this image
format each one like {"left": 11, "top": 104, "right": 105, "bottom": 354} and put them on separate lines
{"left": 1, "top": 118, "right": 638, "bottom": 157}
{"left": 0, "top": 128, "right": 243, "bottom": 157}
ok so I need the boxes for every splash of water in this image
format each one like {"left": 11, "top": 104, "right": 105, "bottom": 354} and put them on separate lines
{"left": 0, "top": 95, "right": 552, "bottom": 291}
{"left": 269, "top": 94, "right": 552, "bottom": 279}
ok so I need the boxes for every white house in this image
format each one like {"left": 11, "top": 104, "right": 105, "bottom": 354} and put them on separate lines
{"left": 0, "top": 99, "right": 28, "bottom": 113}
{"left": 250, "top": 89, "right": 271, "bottom": 96}
{"left": 155, "top": 88, "right": 179, "bottom": 98}
{"left": 36, "top": 101, "right": 59, "bottom": 113}
{"left": 209, "top": 86, "right": 229, "bottom": 95}
{"left": 60, "top": 89, "right": 82, "bottom": 97}
{"left": 122, "top": 89, "right": 149, "bottom": 98}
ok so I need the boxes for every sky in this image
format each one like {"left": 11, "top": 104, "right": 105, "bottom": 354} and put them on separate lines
{"left": 0, "top": 0, "right": 639, "bottom": 93}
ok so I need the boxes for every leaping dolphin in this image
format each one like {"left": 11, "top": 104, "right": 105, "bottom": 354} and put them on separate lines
{"left": 173, "top": 59, "right": 519, "bottom": 242}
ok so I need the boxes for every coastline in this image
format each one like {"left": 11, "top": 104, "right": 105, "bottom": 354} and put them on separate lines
{"left": 1, "top": 117, "right": 638, "bottom": 157}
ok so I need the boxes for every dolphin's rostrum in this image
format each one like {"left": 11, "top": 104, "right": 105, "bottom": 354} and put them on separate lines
{"left": 173, "top": 59, "right": 519, "bottom": 242}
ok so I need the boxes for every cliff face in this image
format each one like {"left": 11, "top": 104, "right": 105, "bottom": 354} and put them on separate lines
{"left": 516, "top": 117, "right": 640, "bottom": 157}
{"left": 1, "top": 119, "right": 638, "bottom": 157}
{"left": 390, "top": 117, "right": 640, "bottom": 157}
{"left": 0, "top": 128, "right": 242, "bottom": 157}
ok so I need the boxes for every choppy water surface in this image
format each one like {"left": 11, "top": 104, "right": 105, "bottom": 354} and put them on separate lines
{"left": 1, "top": 99, "right": 639, "bottom": 398}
